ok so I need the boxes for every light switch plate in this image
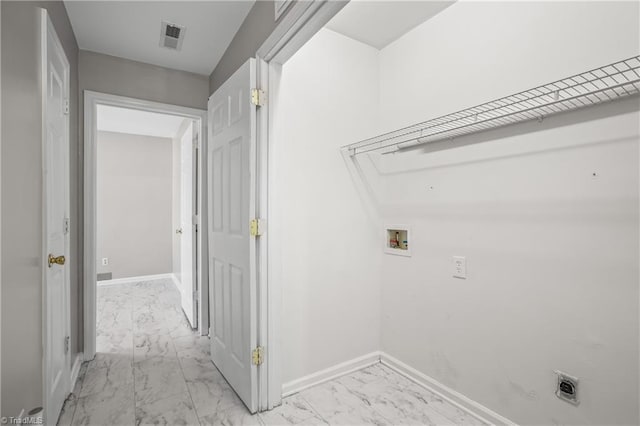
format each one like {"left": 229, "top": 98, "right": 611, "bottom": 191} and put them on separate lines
{"left": 453, "top": 256, "right": 466, "bottom": 279}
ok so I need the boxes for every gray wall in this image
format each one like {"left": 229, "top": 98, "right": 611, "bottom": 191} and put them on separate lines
{"left": 1, "top": 0, "right": 79, "bottom": 417}
{"left": 80, "top": 50, "right": 209, "bottom": 110}
{"left": 96, "top": 131, "right": 173, "bottom": 279}
{"left": 209, "top": 0, "right": 279, "bottom": 94}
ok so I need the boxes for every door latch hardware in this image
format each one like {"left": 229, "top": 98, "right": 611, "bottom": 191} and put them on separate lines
{"left": 48, "top": 254, "right": 66, "bottom": 268}
{"left": 252, "top": 346, "right": 264, "bottom": 366}
{"left": 64, "top": 336, "right": 70, "bottom": 354}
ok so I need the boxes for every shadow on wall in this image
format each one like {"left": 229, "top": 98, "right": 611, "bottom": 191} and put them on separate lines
{"left": 360, "top": 95, "right": 640, "bottom": 177}
{"left": 341, "top": 95, "right": 640, "bottom": 232}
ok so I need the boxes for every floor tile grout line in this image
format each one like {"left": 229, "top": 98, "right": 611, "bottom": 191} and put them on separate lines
{"left": 171, "top": 330, "right": 204, "bottom": 426}
{"left": 340, "top": 379, "right": 399, "bottom": 426}
{"left": 131, "top": 298, "right": 136, "bottom": 425}
{"left": 256, "top": 408, "right": 267, "bottom": 426}
{"left": 356, "top": 366, "right": 480, "bottom": 426}
{"left": 296, "top": 393, "right": 331, "bottom": 425}
{"left": 373, "top": 365, "right": 483, "bottom": 425}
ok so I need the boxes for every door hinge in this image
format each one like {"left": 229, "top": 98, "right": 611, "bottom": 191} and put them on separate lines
{"left": 251, "top": 89, "right": 265, "bottom": 107}
{"left": 63, "top": 218, "right": 70, "bottom": 235}
{"left": 249, "top": 219, "right": 263, "bottom": 237}
{"left": 251, "top": 346, "right": 264, "bottom": 366}
{"left": 63, "top": 99, "right": 70, "bottom": 115}
{"left": 64, "top": 336, "right": 70, "bottom": 354}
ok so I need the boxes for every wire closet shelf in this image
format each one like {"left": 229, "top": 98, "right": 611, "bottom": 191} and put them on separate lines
{"left": 343, "top": 56, "right": 640, "bottom": 156}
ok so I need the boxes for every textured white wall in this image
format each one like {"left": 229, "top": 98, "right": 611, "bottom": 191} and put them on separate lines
{"left": 276, "top": 29, "right": 383, "bottom": 383}
{"left": 377, "top": 2, "right": 639, "bottom": 424}
{"left": 96, "top": 131, "right": 173, "bottom": 279}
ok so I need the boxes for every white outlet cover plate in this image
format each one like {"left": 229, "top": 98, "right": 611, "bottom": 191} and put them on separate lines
{"left": 453, "top": 256, "right": 466, "bottom": 279}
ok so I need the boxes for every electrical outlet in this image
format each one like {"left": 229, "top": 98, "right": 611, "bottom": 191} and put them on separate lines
{"left": 453, "top": 256, "right": 466, "bottom": 279}
{"left": 101, "top": 258, "right": 109, "bottom": 266}
{"left": 555, "top": 371, "right": 579, "bottom": 405}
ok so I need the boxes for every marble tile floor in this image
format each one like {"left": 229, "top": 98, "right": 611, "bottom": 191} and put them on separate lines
{"left": 58, "top": 279, "right": 486, "bottom": 426}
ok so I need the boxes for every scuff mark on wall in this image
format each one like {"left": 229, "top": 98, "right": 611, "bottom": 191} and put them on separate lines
{"left": 430, "top": 351, "right": 459, "bottom": 386}
{"left": 509, "top": 381, "right": 538, "bottom": 401}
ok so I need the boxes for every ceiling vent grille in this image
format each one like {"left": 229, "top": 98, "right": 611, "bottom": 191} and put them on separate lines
{"left": 160, "top": 21, "right": 185, "bottom": 51}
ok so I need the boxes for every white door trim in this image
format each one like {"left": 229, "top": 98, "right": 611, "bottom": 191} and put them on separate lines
{"left": 41, "top": 8, "right": 71, "bottom": 424}
{"left": 83, "top": 91, "right": 209, "bottom": 360}
{"left": 252, "top": 0, "right": 348, "bottom": 411}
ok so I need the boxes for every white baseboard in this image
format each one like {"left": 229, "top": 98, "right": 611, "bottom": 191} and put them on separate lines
{"left": 281, "top": 351, "right": 514, "bottom": 426}
{"left": 380, "top": 352, "right": 516, "bottom": 426}
{"left": 282, "top": 351, "right": 381, "bottom": 397}
{"left": 70, "top": 353, "right": 83, "bottom": 394}
{"left": 170, "top": 273, "right": 181, "bottom": 291}
{"left": 97, "top": 273, "right": 175, "bottom": 286}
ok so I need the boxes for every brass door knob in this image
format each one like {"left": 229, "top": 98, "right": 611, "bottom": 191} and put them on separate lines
{"left": 48, "top": 254, "right": 66, "bottom": 268}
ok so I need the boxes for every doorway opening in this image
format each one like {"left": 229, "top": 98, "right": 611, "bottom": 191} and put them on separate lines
{"left": 95, "top": 105, "right": 198, "bottom": 322}
{"left": 83, "top": 92, "right": 209, "bottom": 362}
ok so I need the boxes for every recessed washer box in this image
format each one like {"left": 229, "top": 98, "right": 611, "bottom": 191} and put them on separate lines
{"left": 384, "top": 225, "right": 411, "bottom": 257}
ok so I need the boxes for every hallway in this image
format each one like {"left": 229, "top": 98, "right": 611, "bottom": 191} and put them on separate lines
{"left": 58, "top": 279, "right": 242, "bottom": 425}
{"left": 57, "top": 279, "right": 487, "bottom": 425}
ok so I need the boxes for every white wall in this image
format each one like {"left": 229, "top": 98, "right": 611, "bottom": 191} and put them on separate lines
{"left": 276, "top": 29, "right": 383, "bottom": 383}
{"left": 376, "top": 2, "right": 639, "bottom": 425}
{"left": 278, "top": 1, "right": 639, "bottom": 425}
{"left": 377, "top": 1, "right": 640, "bottom": 133}
{"left": 96, "top": 131, "right": 173, "bottom": 279}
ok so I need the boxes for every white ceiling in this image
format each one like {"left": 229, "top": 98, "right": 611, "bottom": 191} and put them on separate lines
{"left": 326, "top": 1, "right": 455, "bottom": 50}
{"left": 64, "top": 1, "right": 255, "bottom": 76}
{"left": 97, "top": 105, "right": 188, "bottom": 138}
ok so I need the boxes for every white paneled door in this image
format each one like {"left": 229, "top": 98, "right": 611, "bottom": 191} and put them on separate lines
{"left": 180, "top": 122, "right": 197, "bottom": 328}
{"left": 42, "top": 9, "right": 71, "bottom": 425}
{"left": 208, "top": 58, "right": 259, "bottom": 412}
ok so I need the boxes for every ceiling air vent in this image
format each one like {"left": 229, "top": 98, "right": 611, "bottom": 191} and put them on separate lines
{"left": 160, "top": 21, "right": 186, "bottom": 51}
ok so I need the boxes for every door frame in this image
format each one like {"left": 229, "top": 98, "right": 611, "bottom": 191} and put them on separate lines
{"left": 83, "top": 91, "right": 209, "bottom": 360}
{"left": 41, "top": 8, "right": 71, "bottom": 424}
{"left": 250, "top": 0, "right": 348, "bottom": 410}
